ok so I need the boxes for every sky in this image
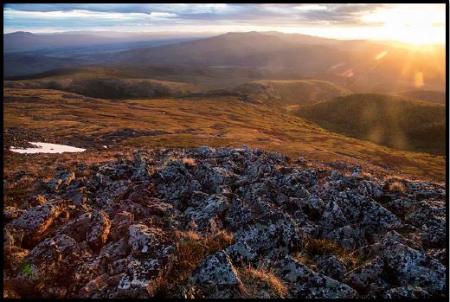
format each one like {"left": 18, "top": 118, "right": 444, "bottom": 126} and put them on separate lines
{"left": 3, "top": 3, "right": 446, "bottom": 45}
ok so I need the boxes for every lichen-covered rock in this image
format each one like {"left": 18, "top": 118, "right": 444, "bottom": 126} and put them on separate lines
{"left": 344, "top": 256, "right": 384, "bottom": 292}
{"left": 154, "top": 161, "right": 201, "bottom": 207}
{"left": 86, "top": 210, "right": 111, "bottom": 250}
{"left": 47, "top": 170, "right": 75, "bottom": 192}
{"left": 192, "top": 251, "right": 240, "bottom": 285}
{"left": 276, "top": 256, "right": 357, "bottom": 298}
{"left": 3, "top": 147, "right": 447, "bottom": 298}
{"left": 404, "top": 199, "right": 446, "bottom": 248}
{"left": 316, "top": 255, "right": 346, "bottom": 281}
{"left": 382, "top": 286, "right": 432, "bottom": 299}
{"left": 324, "top": 224, "right": 366, "bottom": 250}
{"left": 12, "top": 234, "right": 83, "bottom": 297}
{"left": 235, "top": 212, "right": 302, "bottom": 256}
{"left": 4, "top": 206, "right": 25, "bottom": 222}
{"left": 128, "top": 224, "right": 165, "bottom": 256}
{"left": 184, "top": 194, "right": 230, "bottom": 232}
{"left": 10, "top": 202, "right": 65, "bottom": 241}
{"left": 319, "top": 200, "right": 347, "bottom": 232}
{"left": 225, "top": 241, "right": 258, "bottom": 264}
{"left": 110, "top": 211, "right": 134, "bottom": 241}
{"left": 381, "top": 233, "right": 446, "bottom": 296}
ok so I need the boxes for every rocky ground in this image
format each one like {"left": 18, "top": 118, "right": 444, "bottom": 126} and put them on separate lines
{"left": 3, "top": 147, "right": 448, "bottom": 298}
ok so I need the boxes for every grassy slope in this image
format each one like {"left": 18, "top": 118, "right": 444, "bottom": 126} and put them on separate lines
{"left": 296, "top": 93, "right": 445, "bottom": 155}
{"left": 397, "top": 90, "right": 446, "bottom": 105}
{"left": 4, "top": 88, "right": 445, "bottom": 181}
{"left": 235, "top": 79, "right": 351, "bottom": 109}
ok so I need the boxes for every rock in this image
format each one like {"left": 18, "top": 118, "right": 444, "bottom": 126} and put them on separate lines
{"left": 235, "top": 212, "right": 302, "bottom": 255}
{"left": 47, "top": 170, "right": 75, "bottom": 192}
{"left": 58, "top": 212, "right": 93, "bottom": 242}
{"left": 276, "top": 256, "right": 357, "bottom": 298}
{"left": 3, "top": 146, "right": 446, "bottom": 298}
{"left": 79, "top": 274, "right": 109, "bottom": 298}
{"left": 4, "top": 206, "right": 25, "bottom": 222}
{"left": 13, "top": 234, "right": 83, "bottom": 297}
{"left": 184, "top": 194, "right": 230, "bottom": 232}
{"left": 154, "top": 161, "right": 201, "bottom": 207}
{"left": 128, "top": 224, "right": 165, "bottom": 256}
{"left": 193, "top": 164, "right": 237, "bottom": 194}
{"left": 383, "top": 286, "right": 432, "bottom": 299}
{"left": 344, "top": 256, "right": 384, "bottom": 292}
{"left": 110, "top": 211, "right": 134, "bottom": 241}
{"left": 10, "top": 202, "right": 65, "bottom": 242}
{"left": 319, "top": 200, "right": 347, "bottom": 232}
{"left": 225, "top": 241, "right": 258, "bottom": 264}
{"left": 193, "top": 251, "right": 240, "bottom": 285}
{"left": 381, "top": 233, "right": 446, "bottom": 295}
{"left": 324, "top": 224, "right": 366, "bottom": 250}
{"left": 316, "top": 255, "right": 346, "bottom": 281}
{"left": 64, "top": 188, "right": 87, "bottom": 205}
{"left": 86, "top": 210, "right": 111, "bottom": 250}
{"left": 405, "top": 200, "right": 446, "bottom": 248}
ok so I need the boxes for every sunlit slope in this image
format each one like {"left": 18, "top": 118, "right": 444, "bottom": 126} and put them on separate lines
{"left": 297, "top": 93, "right": 445, "bottom": 154}
{"left": 5, "top": 72, "right": 199, "bottom": 99}
{"left": 397, "top": 89, "right": 445, "bottom": 105}
{"left": 234, "top": 80, "right": 351, "bottom": 107}
{"left": 4, "top": 88, "right": 444, "bottom": 181}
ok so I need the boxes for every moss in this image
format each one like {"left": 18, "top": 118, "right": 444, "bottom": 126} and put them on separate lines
{"left": 20, "top": 262, "right": 34, "bottom": 279}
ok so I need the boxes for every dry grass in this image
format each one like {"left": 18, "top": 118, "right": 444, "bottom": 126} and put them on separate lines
{"left": 4, "top": 88, "right": 445, "bottom": 183}
{"left": 238, "top": 266, "right": 288, "bottom": 298}
{"left": 154, "top": 230, "right": 234, "bottom": 297}
{"left": 384, "top": 177, "right": 407, "bottom": 193}
{"left": 302, "top": 238, "right": 365, "bottom": 271}
{"left": 181, "top": 157, "right": 196, "bottom": 167}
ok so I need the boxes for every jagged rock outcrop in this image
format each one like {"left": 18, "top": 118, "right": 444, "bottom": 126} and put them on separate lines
{"left": 3, "top": 147, "right": 447, "bottom": 298}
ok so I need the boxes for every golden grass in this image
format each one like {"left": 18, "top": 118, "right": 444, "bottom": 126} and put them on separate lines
{"left": 4, "top": 88, "right": 445, "bottom": 181}
{"left": 238, "top": 266, "right": 288, "bottom": 298}
{"left": 384, "top": 177, "right": 407, "bottom": 193}
{"left": 154, "top": 230, "right": 234, "bottom": 297}
{"left": 181, "top": 157, "right": 196, "bottom": 167}
{"left": 301, "top": 238, "right": 365, "bottom": 270}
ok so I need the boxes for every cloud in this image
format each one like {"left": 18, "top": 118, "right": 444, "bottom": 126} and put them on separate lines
{"left": 3, "top": 3, "right": 445, "bottom": 44}
{"left": 294, "top": 5, "right": 328, "bottom": 11}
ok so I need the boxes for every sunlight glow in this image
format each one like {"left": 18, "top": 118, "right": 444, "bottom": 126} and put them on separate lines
{"left": 361, "top": 4, "right": 445, "bottom": 45}
{"left": 375, "top": 51, "right": 388, "bottom": 60}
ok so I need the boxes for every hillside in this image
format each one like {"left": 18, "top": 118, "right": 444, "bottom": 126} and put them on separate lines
{"left": 5, "top": 76, "right": 199, "bottom": 99}
{"left": 233, "top": 80, "right": 351, "bottom": 107}
{"left": 397, "top": 90, "right": 446, "bottom": 105}
{"left": 296, "top": 94, "right": 445, "bottom": 155}
{"left": 4, "top": 88, "right": 445, "bottom": 181}
{"left": 110, "top": 32, "right": 445, "bottom": 92}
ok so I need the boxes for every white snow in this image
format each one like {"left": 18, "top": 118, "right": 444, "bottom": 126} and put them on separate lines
{"left": 10, "top": 142, "right": 86, "bottom": 154}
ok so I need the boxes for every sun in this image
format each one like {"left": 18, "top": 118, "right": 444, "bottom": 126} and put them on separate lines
{"left": 361, "top": 4, "right": 445, "bottom": 46}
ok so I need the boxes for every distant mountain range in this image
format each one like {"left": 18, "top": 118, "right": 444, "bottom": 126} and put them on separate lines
{"left": 4, "top": 31, "right": 446, "bottom": 93}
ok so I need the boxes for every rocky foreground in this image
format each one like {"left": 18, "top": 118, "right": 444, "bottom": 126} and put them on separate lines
{"left": 3, "top": 147, "right": 448, "bottom": 298}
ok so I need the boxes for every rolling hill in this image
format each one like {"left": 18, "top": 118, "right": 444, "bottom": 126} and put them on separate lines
{"left": 4, "top": 69, "right": 199, "bottom": 99}
{"left": 4, "top": 88, "right": 445, "bottom": 181}
{"left": 397, "top": 90, "right": 446, "bottom": 105}
{"left": 5, "top": 31, "right": 445, "bottom": 93}
{"left": 296, "top": 93, "right": 445, "bottom": 155}
{"left": 233, "top": 80, "right": 352, "bottom": 107}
